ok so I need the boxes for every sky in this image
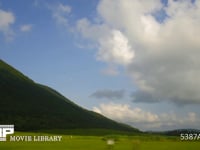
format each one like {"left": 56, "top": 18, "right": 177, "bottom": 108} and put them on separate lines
{"left": 1, "top": 0, "right": 200, "bottom": 131}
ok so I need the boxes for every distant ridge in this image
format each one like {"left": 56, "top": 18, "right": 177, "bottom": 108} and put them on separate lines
{"left": 0, "top": 59, "right": 139, "bottom": 133}
{"left": 163, "top": 129, "right": 200, "bottom": 136}
{"left": 146, "top": 129, "right": 200, "bottom": 136}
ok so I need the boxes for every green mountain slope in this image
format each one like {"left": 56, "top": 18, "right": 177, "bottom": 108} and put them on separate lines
{"left": 0, "top": 60, "right": 139, "bottom": 132}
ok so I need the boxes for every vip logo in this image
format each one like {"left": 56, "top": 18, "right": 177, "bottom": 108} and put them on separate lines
{"left": 0, "top": 125, "right": 14, "bottom": 141}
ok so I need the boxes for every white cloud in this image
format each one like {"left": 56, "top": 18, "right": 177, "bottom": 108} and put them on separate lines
{"left": 127, "top": 1, "right": 200, "bottom": 104}
{"left": 97, "top": 30, "right": 134, "bottom": 65}
{"left": 93, "top": 102, "right": 200, "bottom": 131}
{"left": 76, "top": 19, "right": 134, "bottom": 66}
{"left": 0, "top": 9, "right": 15, "bottom": 40}
{"left": 51, "top": 3, "right": 71, "bottom": 26}
{"left": 75, "top": 0, "right": 200, "bottom": 105}
{"left": 20, "top": 24, "right": 32, "bottom": 32}
{"left": 76, "top": 18, "right": 110, "bottom": 44}
{"left": 93, "top": 103, "right": 158, "bottom": 123}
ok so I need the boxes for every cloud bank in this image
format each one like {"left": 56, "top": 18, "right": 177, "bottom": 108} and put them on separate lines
{"left": 75, "top": 0, "right": 200, "bottom": 105}
{"left": 93, "top": 102, "right": 200, "bottom": 131}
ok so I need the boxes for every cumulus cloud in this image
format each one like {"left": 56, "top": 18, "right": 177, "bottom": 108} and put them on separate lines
{"left": 91, "top": 89, "right": 125, "bottom": 100}
{"left": 75, "top": 0, "right": 200, "bottom": 105}
{"left": 97, "top": 30, "right": 134, "bottom": 65}
{"left": 76, "top": 19, "right": 134, "bottom": 66}
{"left": 20, "top": 24, "right": 32, "bottom": 32}
{"left": 127, "top": 0, "right": 200, "bottom": 104}
{"left": 50, "top": 3, "right": 71, "bottom": 26}
{"left": 0, "top": 9, "right": 15, "bottom": 40}
{"left": 93, "top": 102, "right": 200, "bottom": 131}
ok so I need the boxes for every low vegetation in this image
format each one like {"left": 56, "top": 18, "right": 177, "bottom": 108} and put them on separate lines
{"left": 0, "top": 131, "right": 199, "bottom": 150}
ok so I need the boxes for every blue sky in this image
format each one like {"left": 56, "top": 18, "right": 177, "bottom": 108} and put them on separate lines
{"left": 1, "top": 0, "right": 200, "bottom": 131}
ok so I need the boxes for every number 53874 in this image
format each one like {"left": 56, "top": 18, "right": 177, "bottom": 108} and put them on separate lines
{"left": 180, "top": 133, "right": 200, "bottom": 141}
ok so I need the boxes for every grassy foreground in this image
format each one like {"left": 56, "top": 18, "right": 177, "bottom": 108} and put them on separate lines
{"left": 0, "top": 132, "right": 200, "bottom": 150}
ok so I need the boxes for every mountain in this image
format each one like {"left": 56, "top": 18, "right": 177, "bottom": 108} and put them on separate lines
{"left": 0, "top": 59, "right": 139, "bottom": 133}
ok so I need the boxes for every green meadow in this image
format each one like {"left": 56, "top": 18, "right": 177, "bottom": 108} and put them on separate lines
{"left": 0, "top": 131, "right": 200, "bottom": 150}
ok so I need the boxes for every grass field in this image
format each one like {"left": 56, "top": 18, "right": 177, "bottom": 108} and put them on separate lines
{"left": 0, "top": 132, "right": 200, "bottom": 150}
